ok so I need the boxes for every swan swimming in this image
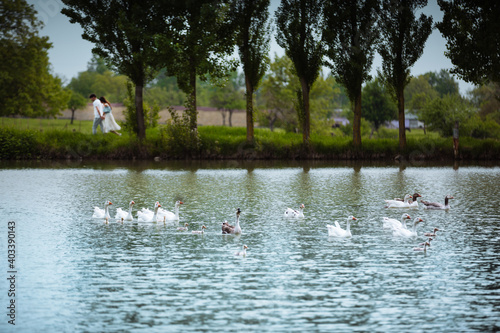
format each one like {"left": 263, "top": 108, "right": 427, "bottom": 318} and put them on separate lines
{"left": 284, "top": 204, "right": 305, "bottom": 218}
{"left": 137, "top": 201, "right": 162, "bottom": 222}
{"left": 327, "top": 216, "right": 357, "bottom": 238}
{"left": 222, "top": 208, "right": 242, "bottom": 234}
{"left": 115, "top": 200, "right": 135, "bottom": 221}
{"left": 93, "top": 201, "right": 112, "bottom": 219}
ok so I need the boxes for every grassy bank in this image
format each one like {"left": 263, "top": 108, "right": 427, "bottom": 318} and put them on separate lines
{"left": 1, "top": 118, "right": 499, "bottom": 160}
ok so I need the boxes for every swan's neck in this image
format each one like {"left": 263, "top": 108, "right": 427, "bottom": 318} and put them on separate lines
{"left": 346, "top": 220, "right": 351, "bottom": 232}
{"left": 128, "top": 205, "right": 133, "bottom": 215}
{"left": 175, "top": 205, "right": 179, "bottom": 219}
{"left": 153, "top": 207, "right": 159, "bottom": 220}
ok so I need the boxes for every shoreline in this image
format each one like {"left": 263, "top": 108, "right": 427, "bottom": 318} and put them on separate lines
{"left": 1, "top": 126, "right": 499, "bottom": 162}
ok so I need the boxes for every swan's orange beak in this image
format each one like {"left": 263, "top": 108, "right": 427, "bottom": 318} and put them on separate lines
{"left": 419, "top": 218, "right": 423, "bottom": 222}
{"left": 406, "top": 215, "right": 411, "bottom": 219}
{"left": 131, "top": 201, "right": 135, "bottom": 204}
{"left": 109, "top": 202, "right": 112, "bottom": 205}
{"left": 352, "top": 217, "right": 357, "bottom": 220}
{"left": 179, "top": 201, "right": 184, "bottom": 204}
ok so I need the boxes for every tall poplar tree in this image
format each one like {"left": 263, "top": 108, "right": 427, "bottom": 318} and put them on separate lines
{"left": 62, "top": 0, "right": 166, "bottom": 139}
{"left": 437, "top": 0, "right": 500, "bottom": 86}
{"left": 159, "top": 0, "right": 237, "bottom": 131}
{"left": 378, "top": 0, "right": 432, "bottom": 149}
{"left": 232, "top": 0, "right": 272, "bottom": 142}
{"left": 324, "top": 0, "right": 380, "bottom": 148}
{"left": 275, "top": 0, "right": 325, "bottom": 143}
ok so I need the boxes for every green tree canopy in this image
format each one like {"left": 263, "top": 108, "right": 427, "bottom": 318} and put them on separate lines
{"left": 362, "top": 77, "right": 398, "bottom": 131}
{"left": 210, "top": 71, "right": 245, "bottom": 126}
{"left": 66, "top": 90, "right": 87, "bottom": 124}
{"left": 158, "top": 0, "right": 238, "bottom": 131}
{"left": 378, "top": 0, "right": 433, "bottom": 149}
{"left": 468, "top": 83, "right": 500, "bottom": 122}
{"left": 324, "top": 0, "right": 380, "bottom": 147}
{"left": 232, "top": 0, "right": 272, "bottom": 141}
{"left": 423, "top": 69, "right": 459, "bottom": 97}
{"left": 420, "top": 94, "right": 473, "bottom": 136}
{"left": 62, "top": 0, "right": 166, "bottom": 139}
{"left": 275, "top": 0, "right": 326, "bottom": 143}
{"left": 405, "top": 75, "right": 439, "bottom": 112}
{"left": 0, "top": 0, "right": 69, "bottom": 117}
{"left": 437, "top": 0, "right": 500, "bottom": 85}
{"left": 257, "top": 54, "right": 300, "bottom": 131}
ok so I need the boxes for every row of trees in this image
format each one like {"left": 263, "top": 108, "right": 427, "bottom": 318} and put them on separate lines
{"left": 3, "top": 0, "right": 499, "bottom": 149}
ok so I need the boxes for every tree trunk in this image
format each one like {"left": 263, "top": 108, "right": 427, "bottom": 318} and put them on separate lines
{"left": 220, "top": 109, "right": 226, "bottom": 126}
{"left": 300, "top": 79, "right": 310, "bottom": 143}
{"left": 188, "top": 66, "right": 198, "bottom": 131}
{"left": 70, "top": 109, "right": 75, "bottom": 125}
{"left": 135, "top": 83, "right": 146, "bottom": 140}
{"left": 229, "top": 109, "right": 233, "bottom": 127}
{"left": 397, "top": 87, "right": 406, "bottom": 150}
{"left": 270, "top": 115, "right": 276, "bottom": 132}
{"left": 353, "top": 88, "right": 362, "bottom": 148}
{"left": 246, "top": 77, "right": 254, "bottom": 142}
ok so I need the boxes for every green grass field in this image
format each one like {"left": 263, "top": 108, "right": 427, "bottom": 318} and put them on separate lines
{"left": 0, "top": 117, "right": 498, "bottom": 160}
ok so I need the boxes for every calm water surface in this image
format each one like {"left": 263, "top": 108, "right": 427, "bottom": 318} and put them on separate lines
{"left": 1, "top": 160, "right": 500, "bottom": 332}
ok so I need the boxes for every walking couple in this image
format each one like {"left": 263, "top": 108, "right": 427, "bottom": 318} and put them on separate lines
{"left": 89, "top": 94, "right": 121, "bottom": 135}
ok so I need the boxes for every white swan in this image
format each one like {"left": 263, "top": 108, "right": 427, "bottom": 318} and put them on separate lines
{"left": 421, "top": 195, "right": 454, "bottom": 210}
{"left": 222, "top": 208, "right": 242, "bottom": 234}
{"left": 93, "top": 201, "right": 112, "bottom": 219}
{"left": 327, "top": 216, "right": 357, "bottom": 238}
{"left": 284, "top": 204, "right": 305, "bottom": 218}
{"left": 234, "top": 245, "right": 248, "bottom": 257}
{"left": 385, "top": 194, "right": 413, "bottom": 208}
{"left": 192, "top": 225, "right": 207, "bottom": 234}
{"left": 177, "top": 223, "right": 189, "bottom": 231}
{"left": 384, "top": 194, "right": 411, "bottom": 206}
{"left": 392, "top": 217, "right": 423, "bottom": 237}
{"left": 382, "top": 213, "right": 411, "bottom": 230}
{"left": 115, "top": 200, "right": 135, "bottom": 221}
{"left": 413, "top": 241, "right": 430, "bottom": 252}
{"left": 393, "top": 193, "right": 422, "bottom": 208}
{"left": 158, "top": 200, "right": 183, "bottom": 221}
{"left": 137, "top": 201, "right": 162, "bottom": 222}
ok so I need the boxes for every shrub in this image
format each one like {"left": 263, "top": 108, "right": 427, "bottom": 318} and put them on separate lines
{"left": 160, "top": 106, "right": 200, "bottom": 157}
{"left": 0, "top": 128, "right": 38, "bottom": 159}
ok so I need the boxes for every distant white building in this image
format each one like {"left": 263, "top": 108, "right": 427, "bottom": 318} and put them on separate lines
{"left": 386, "top": 111, "right": 424, "bottom": 129}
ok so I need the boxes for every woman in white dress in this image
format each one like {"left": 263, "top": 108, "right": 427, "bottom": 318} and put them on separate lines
{"left": 99, "top": 96, "right": 121, "bottom": 136}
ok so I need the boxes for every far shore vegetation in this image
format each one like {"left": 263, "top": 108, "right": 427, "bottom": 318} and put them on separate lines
{"left": 1, "top": 118, "right": 498, "bottom": 161}
{"left": 2, "top": 1, "right": 499, "bottom": 162}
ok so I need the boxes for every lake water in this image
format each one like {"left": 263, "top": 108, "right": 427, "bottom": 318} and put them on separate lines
{"left": 1, "top": 160, "right": 500, "bottom": 332}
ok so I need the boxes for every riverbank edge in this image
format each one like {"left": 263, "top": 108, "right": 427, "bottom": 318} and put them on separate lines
{"left": 1, "top": 127, "right": 499, "bottom": 161}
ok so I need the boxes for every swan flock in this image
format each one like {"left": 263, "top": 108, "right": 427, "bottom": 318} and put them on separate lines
{"left": 92, "top": 191, "right": 451, "bottom": 253}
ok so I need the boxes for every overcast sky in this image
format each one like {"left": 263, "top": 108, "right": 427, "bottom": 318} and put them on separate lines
{"left": 29, "top": 0, "right": 475, "bottom": 95}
